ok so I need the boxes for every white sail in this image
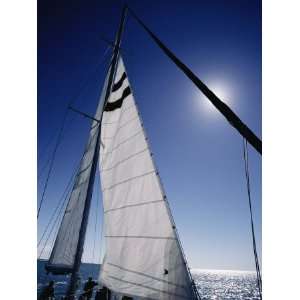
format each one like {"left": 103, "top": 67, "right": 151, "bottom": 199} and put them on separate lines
{"left": 46, "top": 70, "right": 110, "bottom": 274}
{"left": 99, "top": 56, "right": 196, "bottom": 299}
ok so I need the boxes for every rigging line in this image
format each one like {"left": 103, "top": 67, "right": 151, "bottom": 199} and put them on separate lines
{"left": 37, "top": 122, "right": 78, "bottom": 185}
{"left": 98, "top": 210, "right": 104, "bottom": 265}
{"left": 98, "top": 180, "right": 105, "bottom": 265}
{"left": 38, "top": 170, "right": 78, "bottom": 261}
{"left": 37, "top": 67, "right": 105, "bottom": 188}
{"left": 47, "top": 203, "right": 69, "bottom": 261}
{"left": 37, "top": 160, "right": 81, "bottom": 247}
{"left": 50, "top": 82, "right": 101, "bottom": 260}
{"left": 92, "top": 172, "right": 100, "bottom": 264}
{"left": 244, "top": 140, "right": 262, "bottom": 293}
{"left": 244, "top": 139, "right": 262, "bottom": 295}
{"left": 38, "top": 186, "right": 71, "bottom": 259}
{"left": 242, "top": 138, "right": 262, "bottom": 299}
{"left": 38, "top": 129, "right": 59, "bottom": 164}
{"left": 37, "top": 46, "right": 112, "bottom": 219}
{"left": 127, "top": 7, "right": 261, "bottom": 155}
{"left": 37, "top": 109, "right": 69, "bottom": 219}
{"left": 37, "top": 72, "right": 102, "bottom": 184}
{"left": 38, "top": 46, "right": 111, "bottom": 168}
{"left": 69, "top": 46, "right": 112, "bottom": 109}
{"left": 38, "top": 144, "right": 87, "bottom": 258}
{"left": 39, "top": 101, "right": 96, "bottom": 186}
{"left": 37, "top": 180, "right": 69, "bottom": 249}
{"left": 37, "top": 155, "right": 52, "bottom": 182}
{"left": 37, "top": 49, "right": 111, "bottom": 176}
{"left": 39, "top": 45, "right": 111, "bottom": 154}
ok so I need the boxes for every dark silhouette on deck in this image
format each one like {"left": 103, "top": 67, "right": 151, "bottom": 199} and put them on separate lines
{"left": 94, "top": 286, "right": 112, "bottom": 300}
{"left": 80, "top": 277, "right": 98, "bottom": 299}
{"left": 38, "top": 280, "right": 55, "bottom": 300}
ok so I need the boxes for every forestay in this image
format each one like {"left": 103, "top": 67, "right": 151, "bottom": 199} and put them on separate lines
{"left": 46, "top": 69, "right": 110, "bottom": 275}
{"left": 99, "top": 56, "right": 196, "bottom": 299}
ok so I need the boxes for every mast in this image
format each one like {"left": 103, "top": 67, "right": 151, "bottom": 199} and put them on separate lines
{"left": 65, "top": 5, "right": 127, "bottom": 299}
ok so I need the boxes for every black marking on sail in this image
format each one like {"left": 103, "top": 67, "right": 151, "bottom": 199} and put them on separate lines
{"left": 104, "top": 86, "right": 131, "bottom": 111}
{"left": 112, "top": 72, "right": 127, "bottom": 92}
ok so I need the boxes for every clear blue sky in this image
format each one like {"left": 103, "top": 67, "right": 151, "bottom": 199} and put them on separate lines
{"left": 38, "top": 0, "right": 261, "bottom": 271}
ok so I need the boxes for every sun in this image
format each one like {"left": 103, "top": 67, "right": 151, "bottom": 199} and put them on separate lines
{"left": 198, "top": 80, "right": 233, "bottom": 115}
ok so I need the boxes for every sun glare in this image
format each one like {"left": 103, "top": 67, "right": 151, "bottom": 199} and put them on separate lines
{"left": 197, "top": 80, "right": 233, "bottom": 116}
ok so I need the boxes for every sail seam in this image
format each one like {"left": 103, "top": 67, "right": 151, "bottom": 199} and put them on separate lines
{"left": 102, "top": 121, "right": 119, "bottom": 125}
{"left": 101, "top": 115, "right": 139, "bottom": 140}
{"left": 57, "top": 170, "right": 88, "bottom": 263}
{"left": 102, "top": 130, "right": 143, "bottom": 156}
{"left": 122, "top": 103, "right": 135, "bottom": 113}
{"left": 76, "top": 161, "right": 93, "bottom": 177}
{"left": 73, "top": 176, "right": 89, "bottom": 190}
{"left": 61, "top": 192, "right": 85, "bottom": 260}
{"left": 104, "top": 199, "right": 164, "bottom": 213}
{"left": 106, "top": 262, "right": 187, "bottom": 289}
{"left": 105, "top": 235, "right": 176, "bottom": 240}
{"left": 103, "top": 170, "right": 155, "bottom": 191}
{"left": 119, "top": 115, "right": 139, "bottom": 129}
{"left": 101, "top": 110, "right": 139, "bottom": 169}
{"left": 101, "top": 147, "right": 148, "bottom": 172}
{"left": 105, "top": 275, "right": 190, "bottom": 299}
{"left": 83, "top": 127, "right": 99, "bottom": 154}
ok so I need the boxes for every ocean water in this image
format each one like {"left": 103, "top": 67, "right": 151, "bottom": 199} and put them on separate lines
{"left": 37, "top": 260, "right": 260, "bottom": 299}
{"left": 192, "top": 269, "right": 260, "bottom": 300}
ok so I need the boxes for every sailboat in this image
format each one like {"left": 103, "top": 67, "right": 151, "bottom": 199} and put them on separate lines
{"left": 39, "top": 5, "right": 262, "bottom": 300}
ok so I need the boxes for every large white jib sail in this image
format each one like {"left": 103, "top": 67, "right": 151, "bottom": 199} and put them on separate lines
{"left": 99, "top": 56, "right": 197, "bottom": 299}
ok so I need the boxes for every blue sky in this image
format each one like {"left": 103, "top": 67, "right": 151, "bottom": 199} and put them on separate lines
{"left": 38, "top": 0, "right": 261, "bottom": 271}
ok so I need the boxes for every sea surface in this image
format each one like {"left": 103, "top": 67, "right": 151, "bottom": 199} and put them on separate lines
{"left": 38, "top": 260, "right": 260, "bottom": 299}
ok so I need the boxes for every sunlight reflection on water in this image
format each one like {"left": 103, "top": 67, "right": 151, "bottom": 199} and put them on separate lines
{"left": 38, "top": 260, "right": 260, "bottom": 299}
{"left": 192, "top": 269, "right": 260, "bottom": 300}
